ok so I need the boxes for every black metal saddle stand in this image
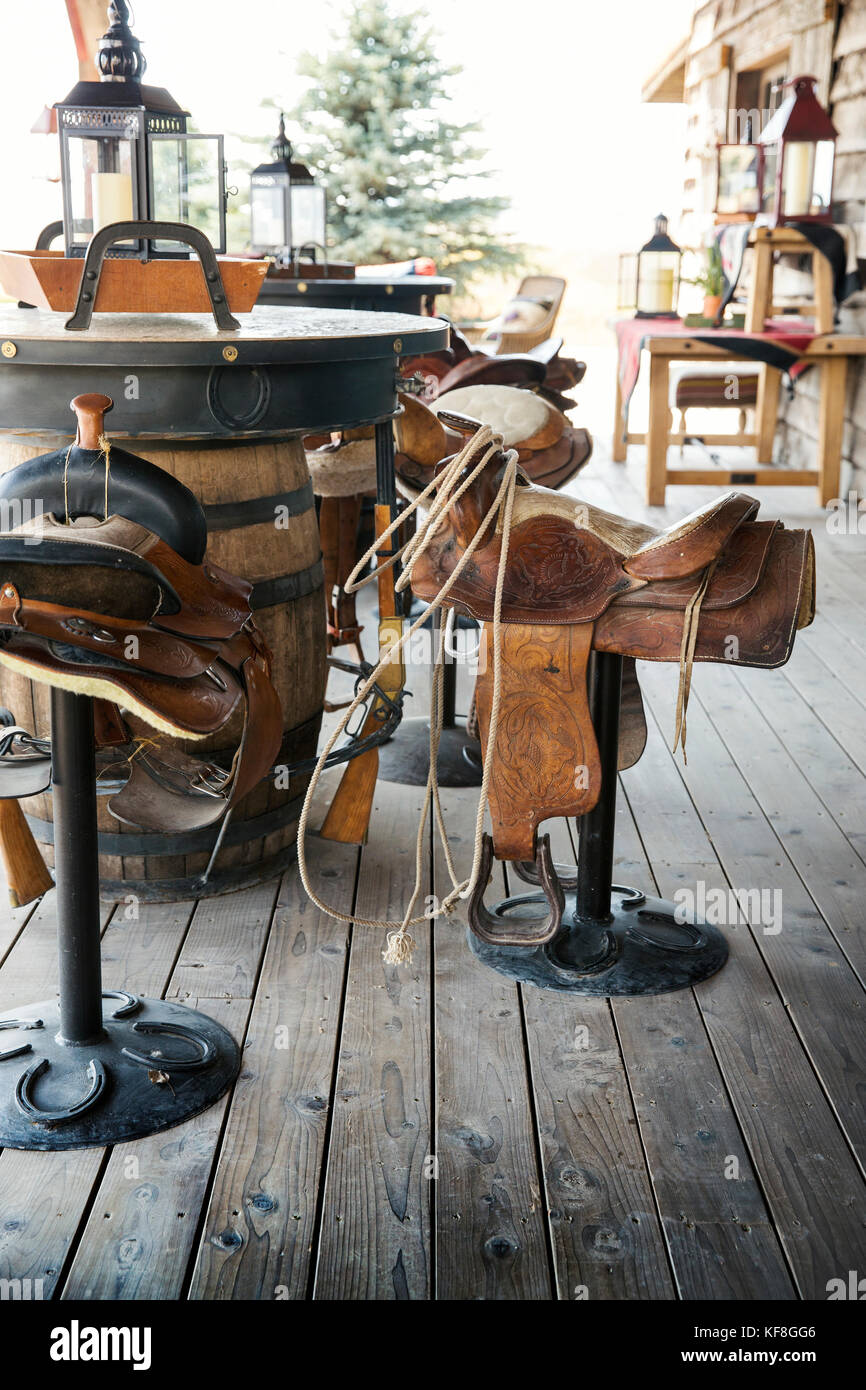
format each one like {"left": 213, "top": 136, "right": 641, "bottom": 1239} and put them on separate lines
{"left": 467, "top": 651, "right": 729, "bottom": 996}
{"left": 0, "top": 689, "right": 240, "bottom": 1149}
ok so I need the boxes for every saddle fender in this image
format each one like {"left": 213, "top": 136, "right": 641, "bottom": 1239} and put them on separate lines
{"left": 473, "top": 621, "right": 601, "bottom": 863}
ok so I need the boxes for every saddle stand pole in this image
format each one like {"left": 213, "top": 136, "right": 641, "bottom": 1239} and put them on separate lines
{"left": 0, "top": 690, "right": 241, "bottom": 1150}
{"left": 376, "top": 409, "right": 482, "bottom": 788}
{"left": 467, "top": 652, "right": 730, "bottom": 996}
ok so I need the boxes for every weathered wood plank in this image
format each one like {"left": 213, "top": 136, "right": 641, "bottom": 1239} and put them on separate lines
{"left": 0, "top": 898, "right": 196, "bottom": 1298}
{"left": 434, "top": 785, "right": 553, "bottom": 1300}
{"left": 625, "top": 676, "right": 866, "bottom": 1293}
{"left": 517, "top": 819, "right": 676, "bottom": 1300}
{"left": 639, "top": 662, "right": 866, "bottom": 1163}
{"left": 313, "top": 781, "right": 432, "bottom": 1300}
{"left": 603, "top": 791, "right": 794, "bottom": 1298}
{"left": 188, "top": 844, "right": 354, "bottom": 1300}
{"left": 59, "top": 997, "right": 247, "bottom": 1301}
{"left": 677, "top": 661, "right": 866, "bottom": 982}
{"left": 0, "top": 893, "right": 115, "bottom": 1010}
{"left": 168, "top": 880, "right": 280, "bottom": 1001}
{"left": 0, "top": 899, "right": 40, "bottom": 972}
{"left": 735, "top": 657, "right": 866, "bottom": 855}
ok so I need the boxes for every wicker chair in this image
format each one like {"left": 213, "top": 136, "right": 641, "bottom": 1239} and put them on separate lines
{"left": 496, "top": 275, "right": 566, "bottom": 353}
{"left": 460, "top": 275, "right": 567, "bottom": 354}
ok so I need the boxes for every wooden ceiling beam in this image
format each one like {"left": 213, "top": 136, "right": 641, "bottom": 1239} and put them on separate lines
{"left": 64, "top": 0, "right": 109, "bottom": 81}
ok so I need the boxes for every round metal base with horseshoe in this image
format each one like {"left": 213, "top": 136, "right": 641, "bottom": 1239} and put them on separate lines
{"left": 467, "top": 885, "right": 729, "bottom": 996}
{"left": 0, "top": 992, "right": 240, "bottom": 1150}
{"left": 377, "top": 717, "right": 482, "bottom": 787}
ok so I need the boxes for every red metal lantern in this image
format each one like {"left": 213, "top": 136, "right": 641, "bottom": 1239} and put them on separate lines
{"left": 757, "top": 75, "right": 837, "bottom": 226}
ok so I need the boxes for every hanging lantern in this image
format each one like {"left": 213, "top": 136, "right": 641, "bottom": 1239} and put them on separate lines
{"left": 54, "top": 1, "right": 227, "bottom": 259}
{"left": 757, "top": 75, "right": 837, "bottom": 226}
{"left": 249, "top": 115, "right": 327, "bottom": 264}
{"left": 618, "top": 214, "right": 682, "bottom": 318}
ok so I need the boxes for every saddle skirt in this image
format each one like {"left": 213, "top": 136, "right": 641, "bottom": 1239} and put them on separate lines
{"left": 0, "top": 395, "right": 282, "bottom": 836}
{"left": 409, "top": 428, "right": 815, "bottom": 863}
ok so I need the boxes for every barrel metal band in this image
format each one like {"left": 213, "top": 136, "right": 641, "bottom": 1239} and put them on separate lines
{"left": 251, "top": 557, "right": 324, "bottom": 610}
{"left": 203, "top": 480, "right": 314, "bottom": 530}
{"left": 27, "top": 790, "right": 306, "bottom": 856}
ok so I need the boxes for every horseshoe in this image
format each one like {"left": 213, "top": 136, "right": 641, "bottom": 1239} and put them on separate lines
{"left": 15, "top": 1056, "right": 107, "bottom": 1126}
{"left": 121, "top": 1021, "right": 216, "bottom": 1071}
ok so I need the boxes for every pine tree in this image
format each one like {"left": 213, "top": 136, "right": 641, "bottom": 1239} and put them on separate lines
{"left": 283, "top": 0, "right": 525, "bottom": 291}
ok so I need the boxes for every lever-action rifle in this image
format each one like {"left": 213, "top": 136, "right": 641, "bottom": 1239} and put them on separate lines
{"left": 319, "top": 423, "right": 406, "bottom": 844}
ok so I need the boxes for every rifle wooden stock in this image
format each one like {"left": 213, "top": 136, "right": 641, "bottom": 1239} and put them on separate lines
{"left": 319, "top": 503, "right": 405, "bottom": 845}
{"left": 0, "top": 798, "right": 53, "bottom": 908}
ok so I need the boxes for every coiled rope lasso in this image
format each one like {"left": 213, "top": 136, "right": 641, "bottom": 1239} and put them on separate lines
{"left": 296, "top": 424, "right": 519, "bottom": 965}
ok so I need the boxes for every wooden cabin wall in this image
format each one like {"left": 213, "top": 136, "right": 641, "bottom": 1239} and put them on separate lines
{"left": 679, "top": 0, "right": 866, "bottom": 492}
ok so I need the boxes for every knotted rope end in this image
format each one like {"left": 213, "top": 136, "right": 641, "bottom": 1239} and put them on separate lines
{"left": 382, "top": 929, "right": 415, "bottom": 966}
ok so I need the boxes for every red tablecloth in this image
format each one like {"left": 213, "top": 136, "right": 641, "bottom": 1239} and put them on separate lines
{"left": 615, "top": 317, "right": 817, "bottom": 406}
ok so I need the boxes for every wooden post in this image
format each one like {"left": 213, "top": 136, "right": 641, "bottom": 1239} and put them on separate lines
{"left": 746, "top": 240, "right": 773, "bottom": 334}
{"left": 612, "top": 363, "right": 627, "bottom": 462}
{"left": 65, "top": 0, "right": 107, "bottom": 79}
{"left": 754, "top": 364, "right": 781, "bottom": 463}
{"left": 645, "top": 354, "right": 670, "bottom": 506}
{"left": 812, "top": 252, "right": 835, "bottom": 334}
{"left": 817, "top": 355, "right": 848, "bottom": 506}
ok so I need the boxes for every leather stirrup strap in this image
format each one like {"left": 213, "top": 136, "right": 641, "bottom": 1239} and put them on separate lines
{"left": 672, "top": 558, "right": 718, "bottom": 762}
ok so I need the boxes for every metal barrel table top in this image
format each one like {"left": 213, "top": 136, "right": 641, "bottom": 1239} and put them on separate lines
{"left": 257, "top": 275, "right": 454, "bottom": 315}
{"left": 0, "top": 304, "right": 450, "bottom": 439}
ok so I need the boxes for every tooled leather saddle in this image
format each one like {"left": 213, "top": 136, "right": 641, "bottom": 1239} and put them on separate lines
{"left": 395, "top": 386, "right": 592, "bottom": 498}
{"left": 401, "top": 325, "right": 586, "bottom": 414}
{"left": 0, "top": 394, "right": 282, "bottom": 838}
{"left": 409, "top": 414, "right": 815, "bottom": 900}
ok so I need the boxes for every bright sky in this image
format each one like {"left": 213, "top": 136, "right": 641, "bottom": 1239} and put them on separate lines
{"left": 0, "top": 0, "right": 697, "bottom": 254}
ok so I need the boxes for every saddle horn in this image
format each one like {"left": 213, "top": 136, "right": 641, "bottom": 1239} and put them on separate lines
{"left": 71, "top": 392, "right": 114, "bottom": 450}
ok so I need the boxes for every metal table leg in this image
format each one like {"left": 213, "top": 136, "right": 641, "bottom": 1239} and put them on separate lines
{"left": 467, "top": 653, "right": 729, "bottom": 995}
{"left": 0, "top": 689, "right": 241, "bottom": 1150}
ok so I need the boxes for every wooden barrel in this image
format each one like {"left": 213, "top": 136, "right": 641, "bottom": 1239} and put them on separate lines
{"left": 0, "top": 434, "right": 326, "bottom": 900}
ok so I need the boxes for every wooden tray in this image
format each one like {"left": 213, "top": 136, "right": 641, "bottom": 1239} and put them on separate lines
{"left": 0, "top": 249, "right": 268, "bottom": 314}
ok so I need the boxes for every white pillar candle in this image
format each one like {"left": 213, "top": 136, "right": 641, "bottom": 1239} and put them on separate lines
{"left": 92, "top": 172, "right": 134, "bottom": 232}
{"left": 640, "top": 265, "right": 675, "bottom": 314}
{"left": 783, "top": 143, "right": 813, "bottom": 217}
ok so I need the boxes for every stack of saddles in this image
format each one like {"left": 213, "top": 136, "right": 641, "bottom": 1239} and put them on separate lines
{"left": 306, "top": 325, "right": 592, "bottom": 668}
{"left": 0, "top": 394, "right": 282, "bottom": 891}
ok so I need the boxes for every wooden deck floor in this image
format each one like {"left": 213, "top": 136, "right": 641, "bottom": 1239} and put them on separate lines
{"left": 1, "top": 446, "right": 865, "bottom": 1301}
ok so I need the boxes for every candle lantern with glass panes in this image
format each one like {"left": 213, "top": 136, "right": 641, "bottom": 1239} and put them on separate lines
{"left": 617, "top": 214, "right": 682, "bottom": 318}
{"left": 249, "top": 115, "right": 327, "bottom": 265}
{"left": 757, "top": 75, "right": 837, "bottom": 226}
{"left": 715, "top": 116, "right": 764, "bottom": 219}
{"left": 54, "top": 0, "right": 227, "bottom": 259}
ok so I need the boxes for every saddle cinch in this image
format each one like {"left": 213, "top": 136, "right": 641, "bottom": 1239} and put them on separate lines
{"left": 0, "top": 394, "right": 282, "bottom": 851}
{"left": 409, "top": 413, "right": 816, "bottom": 942}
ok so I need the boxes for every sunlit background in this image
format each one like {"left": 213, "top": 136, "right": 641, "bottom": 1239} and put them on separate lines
{"left": 0, "top": 0, "right": 696, "bottom": 340}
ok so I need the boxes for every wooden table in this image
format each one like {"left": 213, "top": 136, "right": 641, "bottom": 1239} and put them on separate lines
{"left": 258, "top": 273, "right": 453, "bottom": 317}
{"left": 613, "top": 332, "right": 866, "bottom": 506}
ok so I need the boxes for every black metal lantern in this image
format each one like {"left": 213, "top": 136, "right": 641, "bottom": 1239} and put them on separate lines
{"left": 758, "top": 75, "right": 837, "bottom": 227}
{"left": 618, "top": 214, "right": 682, "bottom": 318}
{"left": 54, "top": 1, "right": 227, "bottom": 259}
{"left": 249, "top": 115, "right": 327, "bottom": 264}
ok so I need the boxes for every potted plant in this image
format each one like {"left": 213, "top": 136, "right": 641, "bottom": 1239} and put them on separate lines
{"left": 687, "top": 242, "right": 725, "bottom": 320}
